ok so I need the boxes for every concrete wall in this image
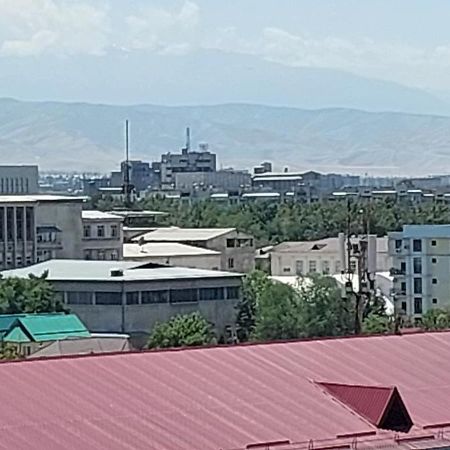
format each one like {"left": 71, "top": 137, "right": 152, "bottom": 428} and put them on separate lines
{"left": 81, "top": 218, "right": 123, "bottom": 260}
{"left": 271, "top": 252, "right": 341, "bottom": 276}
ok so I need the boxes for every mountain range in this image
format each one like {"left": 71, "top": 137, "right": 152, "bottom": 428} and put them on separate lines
{"left": 2, "top": 97, "right": 450, "bottom": 175}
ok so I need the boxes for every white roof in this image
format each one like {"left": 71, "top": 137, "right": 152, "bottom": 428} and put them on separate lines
{"left": 109, "top": 210, "right": 168, "bottom": 218}
{"left": 133, "top": 227, "right": 237, "bottom": 242}
{"left": 82, "top": 210, "right": 123, "bottom": 221}
{"left": 0, "top": 194, "right": 87, "bottom": 204}
{"left": 2, "top": 260, "right": 240, "bottom": 282}
{"left": 242, "top": 192, "right": 281, "bottom": 198}
{"left": 124, "top": 242, "right": 220, "bottom": 258}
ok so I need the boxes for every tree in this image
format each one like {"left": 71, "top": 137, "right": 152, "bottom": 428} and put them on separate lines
{"left": 421, "top": 308, "right": 450, "bottom": 331}
{"left": 148, "top": 313, "right": 215, "bottom": 349}
{"left": 362, "top": 313, "right": 393, "bottom": 334}
{"left": 0, "top": 272, "right": 64, "bottom": 314}
{"left": 0, "top": 343, "right": 20, "bottom": 360}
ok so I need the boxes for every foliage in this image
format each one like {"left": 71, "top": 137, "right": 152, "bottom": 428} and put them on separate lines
{"left": 0, "top": 343, "right": 20, "bottom": 360}
{"left": 421, "top": 308, "right": 450, "bottom": 331}
{"left": 148, "top": 312, "right": 215, "bottom": 349}
{"left": 362, "top": 313, "right": 393, "bottom": 334}
{"left": 0, "top": 272, "right": 64, "bottom": 314}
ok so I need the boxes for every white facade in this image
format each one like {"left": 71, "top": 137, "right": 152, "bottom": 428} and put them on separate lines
{"left": 389, "top": 225, "right": 450, "bottom": 320}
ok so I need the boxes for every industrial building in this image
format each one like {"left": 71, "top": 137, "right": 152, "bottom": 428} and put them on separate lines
{"left": 0, "top": 331, "right": 450, "bottom": 449}
{"left": 389, "top": 224, "right": 450, "bottom": 320}
{"left": 3, "top": 260, "right": 243, "bottom": 337}
{"left": 0, "top": 165, "right": 39, "bottom": 194}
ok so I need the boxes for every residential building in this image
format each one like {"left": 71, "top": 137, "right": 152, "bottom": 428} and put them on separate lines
{"left": 1, "top": 331, "right": 450, "bottom": 449}
{"left": 252, "top": 171, "right": 304, "bottom": 193}
{"left": 132, "top": 227, "right": 255, "bottom": 272}
{"left": 389, "top": 224, "right": 450, "bottom": 320}
{"left": 0, "top": 165, "right": 39, "bottom": 194}
{"left": 271, "top": 235, "right": 390, "bottom": 276}
{"left": 123, "top": 242, "right": 221, "bottom": 270}
{"left": 3, "top": 260, "right": 243, "bottom": 337}
{"left": 174, "top": 169, "right": 251, "bottom": 192}
{"left": 81, "top": 211, "right": 123, "bottom": 261}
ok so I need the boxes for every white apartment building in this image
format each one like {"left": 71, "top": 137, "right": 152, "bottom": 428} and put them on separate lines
{"left": 271, "top": 235, "right": 390, "bottom": 277}
{"left": 389, "top": 225, "right": 450, "bottom": 320}
{"left": 81, "top": 211, "right": 123, "bottom": 261}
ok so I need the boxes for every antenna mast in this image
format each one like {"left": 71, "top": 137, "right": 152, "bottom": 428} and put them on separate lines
{"left": 123, "top": 119, "right": 131, "bottom": 206}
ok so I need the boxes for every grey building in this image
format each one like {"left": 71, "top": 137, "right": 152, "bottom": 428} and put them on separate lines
{"left": 2, "top": 260, "right": 243, "bottom": 337}
{"left": 0, "top": 166, "right": 39, "bottom": 194}
{"left": 175, "top": 170, "right": 251, "bottom": 192}
{"left": 120, "top": 160, "right": 161, "bottom": 192}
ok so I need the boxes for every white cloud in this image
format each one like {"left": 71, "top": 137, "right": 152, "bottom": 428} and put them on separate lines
{"left": 0, "top": 0, "right": 111, "bottom": 56}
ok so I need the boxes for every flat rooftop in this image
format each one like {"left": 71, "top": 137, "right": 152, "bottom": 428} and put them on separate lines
{"left": 124, "top": 242, "right": 220, "bottom": 258}
{"left": 0, "top": 194, "right": 87, "bottom": 204}
{"left": 1, "top": 260, "right": 240, "bottom": 282}
{"left": 109, "top": 210, "right": 168, "bottom": 218}
{"left": 82, "top": 210, "right": 123, "bottom": 221}
{"left": 133, "top": 227, "right": 237, "bottom": 242}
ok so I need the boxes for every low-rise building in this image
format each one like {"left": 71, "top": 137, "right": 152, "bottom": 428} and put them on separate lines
{"left": 123, "top": 242, "right": 221, "bottom": 270}
{"left": 81, "top": 211, "right": 123, "bottom": 261}
{"left": 3, "top": 260, "right": 243, "bottom": 337}
{"left": 132, "top": 227, "right": 255, "bottom": 273}
{"left": 389, "top": 224, "right": 450, "bottom": 320}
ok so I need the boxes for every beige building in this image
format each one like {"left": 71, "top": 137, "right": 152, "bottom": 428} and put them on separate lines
{"left": 123, "top": 242, "right": 221, "bottom": 270}
{"left": 81, "top": 211, "right": 123, "bottom": 261}
{"left": 270, "top": 236, "right": 390, "bottom": 276}
{"left": 132, "top": 227, "right": 255, "bottom": 273}
{"left": 389, "top": 225, "right": 450, "bottom": 321}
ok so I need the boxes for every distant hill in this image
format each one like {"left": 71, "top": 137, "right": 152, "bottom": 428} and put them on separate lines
{"left": 2, "top": 98, "right": 450, "bottom": 175}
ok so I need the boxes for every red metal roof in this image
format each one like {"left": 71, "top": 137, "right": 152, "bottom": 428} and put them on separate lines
{"left": 1, "top": 332, "right": 450, "bottom": 450}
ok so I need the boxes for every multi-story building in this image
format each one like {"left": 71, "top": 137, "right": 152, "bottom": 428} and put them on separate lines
{"left": 174, "top": 170, "right": 251, "bottom": 193}
{"left": 132, "top": 227, "right": 255, "bottom": 273}
{"left": 160, "top": 143, "right": 217, "bottom": 187}
{"left": 252, "top": 171, "right": 304, "bottom": 193}
{"left": 389, "top": 224, "right": 450, "bottom": 321}
{"left": 81, "top": 211, "right": 123, "bottom": 261}
{"left": 0, "top": 166, "right": 39, "bottom": 194}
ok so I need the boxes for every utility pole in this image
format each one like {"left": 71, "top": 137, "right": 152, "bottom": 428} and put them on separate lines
{"left": 123, "top": 120, "right": 133, "bottom": 207}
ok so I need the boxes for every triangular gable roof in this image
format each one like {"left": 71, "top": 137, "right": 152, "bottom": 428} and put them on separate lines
{"left": 318, "top": 382, "right": 413, "bottom": 432}
{"left": 4, "top": 326, "right": 31, "bottom": 343}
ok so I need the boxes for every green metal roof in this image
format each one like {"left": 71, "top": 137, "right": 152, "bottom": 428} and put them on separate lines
{"left": 4, "top": 326, "right": 31, "bottom": 343}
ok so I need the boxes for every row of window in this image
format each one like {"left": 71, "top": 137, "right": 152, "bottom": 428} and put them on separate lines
{"left": 226, "top": 238, "right": 254, "bottom": 248}
{"left": 0, "top": 177, "right": 31, "bottom": 194}
{"left": 284, "top": 260, "right": 339, "bottom": 275}
{"left": 83, "top": 224, "right": 119, "bottom": 239}
{"left": 64, "top": 287, "right": 241, "bottom": 306}
{"left": 400, "top": 298, "right": 438, "bottom": 315}
{"left": 395, "top": 238, "right": 438, "bottom": 252}
{"left": 84, "top": 249, "right": 119, "bottom": 261}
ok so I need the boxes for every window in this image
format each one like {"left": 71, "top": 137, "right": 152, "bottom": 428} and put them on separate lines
{"left": 228, "top": 258, "right": 234, "bottom": 269}
{"left": 110, "top": 250, "right": 119, "bottom": 261}
{"left": 413, "top": 257, "right": 422, "bottom": 274}
{"left": 335, "top": 260, "right": 341, "bottom": 273}
{"left": 400, "top": 262, "right": 406, "bottom": 273}
{"left": 433, "top": 298, "right": 438, "bottom": 304}
{"left": 199, "top": 287, "right": 224, "bottom": 301}
{"left": 350, "top": 260, "right": 357, "bottom": 272}
{"left": 126, "top": 292, "right": 139, "bottom": 305}
{"left": 414, "top": 297, "right": 423, "bottom": 314}
{"left": 84, "top": 250, "right": 91, "bottom": 260}
{"left": 401, "top": 282, "right": 406, "bottom": 293}
{"left": 308, "top": 260, "right": 317, "bottom": 273}
{"left": 395, "top": 239, "right": 402, "bottom": 249}
{"left": 413, "top": 239, "right": 422, "bottom": 252}
{"left": 226, "top": 239, "right": 236, "bottom": 248}
{"left": 170, "top": 289, "right": 198, "bottom": 303}
{"left": 97, "top": 250, "right": 105, "bottom": 261}
{"left": 97, "top": 225, "right": 105, "bottom": 238}
{"left": 322, "top": 260, "right": 330, "bottom": 274}
{"left": 226, "top": 286, "right": 240, "bottom": 299}
{"left": 83, "top": 225, "right": 91, "bottom": 238}
{"left": 67, "top": 291, "right": 92, "bottom": 305}
{"left": 295, "top": 260, "right": 304, "bottom": 275}
{"left": 111, "top": 225, "right": 118, "bottom": 238}
{"left": 401, "top": 301, "right": 407, "bottom": 313}
{"left": 432, "top": 257, "right": 437, "bottom": 264}
{"left": 432, "top": 278, "right": 438, "bottom": 284}
{"left": 141, "top": 290, "right": 168, "bottom": 304}
{"left": 95, "top": 292, "right": 122, "bottom": 305}
{"left": 413, "top": 278, "right": 422, "bottom": 294}
{"left": 431, "top": 240, "right": 437, "bottom": 246}
{"left": 283, "top": 267, "right": 291, "bottom": 273}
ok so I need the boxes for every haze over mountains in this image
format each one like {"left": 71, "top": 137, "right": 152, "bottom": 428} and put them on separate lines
{"left": 2, "top": 97, "right": 450, "bottom": 176}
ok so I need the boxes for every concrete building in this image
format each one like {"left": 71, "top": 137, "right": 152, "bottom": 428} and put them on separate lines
{"left": 2, "top": 260, "right": 243, "bottom": 337}
{"left": 252, "top": 171, "right": 304, "bottom": 193}
{"left": 81, "top": 211, "right": 123, "bottom": 261}
{"left": 120, "top": 160, "right": 161, "bottom": 192}
{"left": 123, "top": 242, "right": 221, "bottom": 270}
{"left": 174, "top": 170, "right": 251, "bottom": 192}
{"left": 389, "top": 224, "right": 450, "bottom": 320}
{"left": 0, "top": 195, "right": 86, "bottom": 269}
{"left": 271, "top": 236, "right": 390, "bottom": 276}
{"left": 0, "top": 165, "right": 39, "bottom": 194}
{"left": 132, "top": 227, "right": 255, "bottom": 273}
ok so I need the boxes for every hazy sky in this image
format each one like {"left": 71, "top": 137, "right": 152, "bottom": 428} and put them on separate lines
{"left": 2, "top": 0, "right": 450, "bottom": 93}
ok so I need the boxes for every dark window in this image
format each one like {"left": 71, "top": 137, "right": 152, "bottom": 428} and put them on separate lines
{"left": 413, "top": 257, "right": 422, "bottom": 274}
{"left": 432, "top": 298, "right": 438, "bottom": 304}
{"left": 432, "top": 278, "right": 438, "bottom": 284}
{"left": 414, "top": 298, "right": 423, "bottom": 314}
{"left": 126, "top": 292, "right": 139, "bottom": 305}
{"left": 401, "top": 282, "right": 406, "bottom": 293}
{"left": 97, "top": 225, "right": 105, "bottom": 238}
{"left": 67, "top": 291, "right": 92, "bottom": 305}
{"left": 400, "top": 262, "right": 406, "bottom": 273}
{"left": 199, "top": 287, "right": 224, "bottom": 301}
{"left": 95, "top": 292, "right": 122, "bottom": 305}
{"left": 401, "top": 301, "right": 407, "bottom": 313}
{"left": 111, "top": 225, "right": 119, "bottom": 238}
{"left": 395, "top": 239, "right": 402, "bottom": 249}
{"left": 16, "top": 208, "right": 24, "bottom": 241}
{"left": 226, "top": 286, "right": 240, "bottom": 299}
{"left": 141, "top": 291, "right": 168, "bottom": 304}
{"left": 413, "top": 239, "right": 422, "bottom": 252}
{"left": 83, "top": 225, "right": 91, "bottom": 238}
{"left": 25, "top": 207, "right": 34, "bottom": 241}
{"left": 431, "top": 240, "right": 437, "bottom": 246}
{"left": 413, "top": 278, "right": 422, "bottom": 294}
{"left": 170, "top": 289, "right": 198, "bottom": 303}
{"left": 432, "top": 257, "right": 437, "bottom": 264}
{"left": 228, "top": 258, "right": 234, "bottom": 269}
{"left": 226, "top": 239, "right": 236, "bottom": 248}
{"left": 6, "top": 207, "right": 14, "bottom": 241}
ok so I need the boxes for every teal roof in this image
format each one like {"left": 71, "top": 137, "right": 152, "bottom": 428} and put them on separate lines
{"left": 0, "top": 313, "right": 90, "bottom": 343}
{"left": 4, "top": 327, "right": 31, "bottom": 343}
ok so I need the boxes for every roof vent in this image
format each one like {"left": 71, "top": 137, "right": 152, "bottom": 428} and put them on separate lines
{"left": 110, "top": 269, "right": 124, "bottom": 277}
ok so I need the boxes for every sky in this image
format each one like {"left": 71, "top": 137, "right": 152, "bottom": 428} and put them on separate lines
{"left": 2, "top": 0, "right": 450, "bottom": 99}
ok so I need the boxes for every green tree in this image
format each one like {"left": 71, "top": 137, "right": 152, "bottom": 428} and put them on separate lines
{"left": 362, "top": 313, "right": 393, "bottom": 334}
{"left": 0, "top": 272, "right": 64, "bottom": 314}
{"left": 421, "top": 308, "right": 450, "bottom": 331}
{"left": 0, "top": 343, "right": 20, "bottom": 360}
{"left": 148, "top": 313, "right": 215, "bottom": 349}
